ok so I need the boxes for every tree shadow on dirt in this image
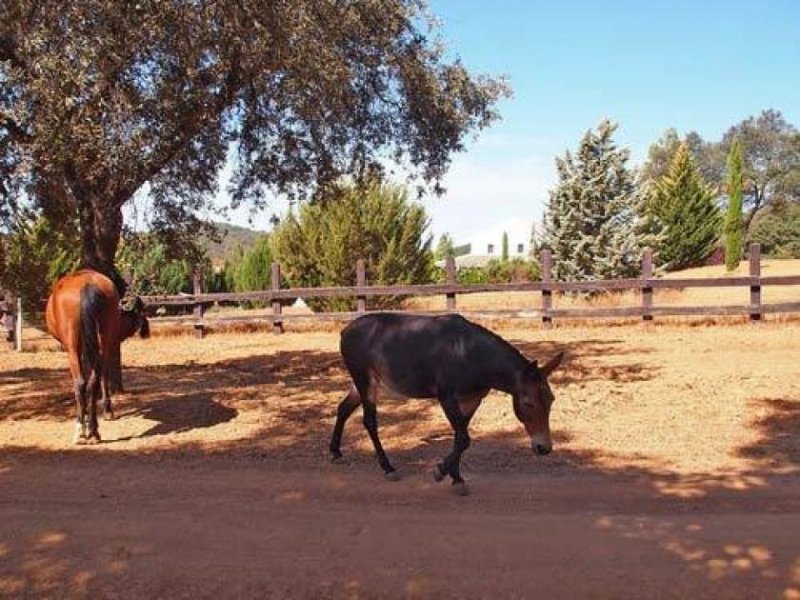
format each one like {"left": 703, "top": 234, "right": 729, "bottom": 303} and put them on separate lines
{"left": 736, "top": 397, "right": 799, "bottom": 468}
{"left": 512, "top": 338, "right": 658, "bottom": 385}
{"left": 1, "top": 336, "right": 798, "bottom": 597}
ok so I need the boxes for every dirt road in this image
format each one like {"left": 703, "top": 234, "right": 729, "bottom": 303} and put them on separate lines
{"left": 1, "top": 454, "right": 799, "bottom": 599}
{"left": 1, "top": 324, "right": 799, "bottom": 598}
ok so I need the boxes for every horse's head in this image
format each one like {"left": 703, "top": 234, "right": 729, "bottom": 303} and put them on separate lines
{"left": 119, "top": 295, "right": 150, "bottom": 341}
{"left": 513, "top": 352, "right": 564, "bottom": 456}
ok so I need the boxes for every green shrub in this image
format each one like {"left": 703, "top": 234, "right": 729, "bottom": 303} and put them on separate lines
{"left": 272, "top": 182, "right": 434, "bottom": 312}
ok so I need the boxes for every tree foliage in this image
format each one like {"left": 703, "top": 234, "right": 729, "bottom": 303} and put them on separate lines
{"left": 542, "top": 120, "right": 654, "bottom": 281}
{"left": 748, "top": 201, "right": 800, "bottom": 258}
{"left": 648, "top": 144, "right": 721, "bottom": 271}
{"left": 719, "top": 110, "right": 800, "bottom": 232}
{"left": 501, "top": 231, "right": 509, "bottom": 261}
{"left": 116, "top": 235, "right": 212, "bottom": 296}
{"left": 271, "top": 182, "right": 433, "bottom": 311}
{"left": 440, "top": 259, "right": 539, "bottom": 285}
{"left": 1, "top": 1, "right": 507, "bottom": 272}
{"left": 640, "top": 128, "right": 720, "bottom": 185}
{"left": 0, "top": 211, "right": 80, "bottom": 313}
{"left": 724, "top": 138, "right": 745, "bottom": 271}
{"left": 227, "top": 235, "right": 273, "bottom": 294}
{"left": 434, "top": 233, "right": 455, "bottom": 261}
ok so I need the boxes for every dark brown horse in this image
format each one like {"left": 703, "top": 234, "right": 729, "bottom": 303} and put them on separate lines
{"left": 330, "top": 313, "right": 564, "bottom": 495}
{"left": 46, "top": 269, "right": 149, "bottom": 444}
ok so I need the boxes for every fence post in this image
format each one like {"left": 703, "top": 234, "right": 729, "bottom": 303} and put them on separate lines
{"left": 749, "top": 243, "right": 762, "bottom": 322}
{"left": 271, "top": 262, "right": 284, "bottom": 334}
{"left": 192, "top": 271, "right": 205, "bottom": 338}
{"left": 445, "top": 255, "right": 457, "bottom": 311}
{"left": 641, "top": 247, "right": 654, "bottom": 323}
{"left": 356, "top": 259, "right": 367, "bottom": 313}
{"left": 540, "top": 249, "right": 553, "bottom": 329}
{"left": 15, "top": 296, "right": 23, "bottom": 352}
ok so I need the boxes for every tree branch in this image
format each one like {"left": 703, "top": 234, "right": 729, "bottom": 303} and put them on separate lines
{"left": 0, "top": 110, "right": 31, "bottom": 143}
{"left": 743, "top": 184, "right": 765, "bottom": 233}
{"left": 116, "top": 54, "right": 244, "bottom": 206}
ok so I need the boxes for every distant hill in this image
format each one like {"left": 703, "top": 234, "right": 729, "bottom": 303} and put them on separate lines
{"left": 201, "top": 222, "right": 267, "bottom": 267}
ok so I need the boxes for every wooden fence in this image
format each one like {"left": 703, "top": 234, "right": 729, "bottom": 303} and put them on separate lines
{"left": 137, "top": 243, "right": 800, "bottom": 338}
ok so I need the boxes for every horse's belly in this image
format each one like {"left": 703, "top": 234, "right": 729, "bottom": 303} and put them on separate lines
{"left": 370, "top": 372, "right": 436, "bottom": 402}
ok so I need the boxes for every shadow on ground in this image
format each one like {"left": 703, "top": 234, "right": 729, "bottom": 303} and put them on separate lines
{"left": 0, "top": 335, "right": 798, "bottom": 598}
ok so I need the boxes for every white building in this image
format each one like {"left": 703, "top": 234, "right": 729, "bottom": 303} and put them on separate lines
{"left": 438, "top": 218, "right": 535, "bottom": 268}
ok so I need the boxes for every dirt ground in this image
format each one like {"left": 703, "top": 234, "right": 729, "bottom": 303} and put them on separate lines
{"left": 1, "top": 321, "right": 799, "bottom": 599}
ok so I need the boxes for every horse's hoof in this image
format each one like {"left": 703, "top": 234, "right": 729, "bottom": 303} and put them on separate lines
{"left": 451, "top": 481, "right": 470, "bottom": 496}
{"left": 384, "top": 470, "right": 401, "bottom": 482}
{"left": 103, "top": 412, "right": 116, "bottom": 421}
{"left": 330, "top": 453, "right": 345, "bottom": 464}
{"left": 432, "top": 464, "right": 446, "bottom": 483}
{"left": 85, "top": 435, "right": 101, "bottom": 445}
{"left": 74, "top": 437, "right": 87, "bottom": 446}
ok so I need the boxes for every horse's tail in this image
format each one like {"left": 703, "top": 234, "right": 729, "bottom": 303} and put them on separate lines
{"left": 79, "top": 283, "right": 106, "bottom": 380}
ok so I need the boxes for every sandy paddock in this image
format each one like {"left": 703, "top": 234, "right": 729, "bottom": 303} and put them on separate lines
{"left": 1, "top": 320, "right": 798, "bottom": 598}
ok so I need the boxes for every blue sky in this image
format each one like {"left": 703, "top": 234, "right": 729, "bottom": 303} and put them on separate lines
{"left": 224, "top": 0, "right": 800, "bottom": 242}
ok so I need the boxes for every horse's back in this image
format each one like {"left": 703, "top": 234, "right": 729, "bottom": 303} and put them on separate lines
{"left": 46, "top": 270, "right": 120, "bottom": 345}
{"left": 340, "top": 313, "right": 480, "bottom": 398}
{"left": 340, "top": 313, "right": 464, "bottom": 360}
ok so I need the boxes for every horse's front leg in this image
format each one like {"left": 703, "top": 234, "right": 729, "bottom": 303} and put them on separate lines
{"left": 101, "top": 364, "right": 114, "bottom": 420}
{"left": 433, "top": 395, "right": 472, "bottom": 495}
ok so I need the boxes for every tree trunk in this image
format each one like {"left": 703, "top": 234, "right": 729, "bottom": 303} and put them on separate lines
{"left": 75, "top": 187, "right": 127, "bottom": 391}
{"left": 79, "top": 199, "right": 123, "bottom": 268}
{"left": 743, "top": 186, "right": 765, "bottom": 234}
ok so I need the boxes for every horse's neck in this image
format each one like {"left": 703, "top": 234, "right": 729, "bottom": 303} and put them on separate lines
{"left": 477, "top": 339, "right": 524, "bottom": 395}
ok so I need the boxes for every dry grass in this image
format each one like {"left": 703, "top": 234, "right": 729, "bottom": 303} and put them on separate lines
{"left": 406, "top": 258, "right": 800, "bottom": 312}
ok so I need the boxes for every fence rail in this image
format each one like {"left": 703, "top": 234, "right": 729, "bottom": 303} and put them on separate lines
{"left": 7, "top": 244, "right": 799, "bottom": 349}
{"left": 135, "top": 243, "right": 799, "bottom": 337}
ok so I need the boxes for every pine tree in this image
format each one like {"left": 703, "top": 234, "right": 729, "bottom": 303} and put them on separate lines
{"left": 542, "top": 120, "right": 651, "bottom": 281}
{"left": 724, "top": 138, "right": 745, "bottom": 271}
{"left": 501, "top": 232, "right": 509, "bottom": 261}
{"left": 649, "top": 143, "right": 721, "bottom": 271}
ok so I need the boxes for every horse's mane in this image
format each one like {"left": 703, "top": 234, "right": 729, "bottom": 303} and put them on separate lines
{"left": 455, "top": 315, "right": 532, "bottom": 369}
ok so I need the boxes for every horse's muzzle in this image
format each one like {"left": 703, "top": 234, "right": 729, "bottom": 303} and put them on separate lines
{"left": 533, "top": 443, "right": 552, "bottom": 456}
{"left": 531, "top": 434, "right": 552, "bottom": 455}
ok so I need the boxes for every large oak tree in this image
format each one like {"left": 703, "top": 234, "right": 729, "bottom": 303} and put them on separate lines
{"left": 1, "top": 1, "right": 507, "bottom": 275}
{"left": 720, "top": 109, "right": 799, "bottom": 232}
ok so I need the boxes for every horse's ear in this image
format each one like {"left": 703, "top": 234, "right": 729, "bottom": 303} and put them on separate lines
{"left": 541, "top": 352, "right": 565, "bottom": 377}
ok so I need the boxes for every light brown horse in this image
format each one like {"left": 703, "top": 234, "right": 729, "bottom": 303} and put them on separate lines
{"left": 46, "top": 269, "right": 149, "bottom": 444}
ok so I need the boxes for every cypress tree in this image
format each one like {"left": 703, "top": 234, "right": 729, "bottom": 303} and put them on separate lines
{"left": 501, "top": 231, "right": 509, "bottom": 262}
{"left": 649, "top": 143, "right": 721, "bottom": 271}
{"left": 542, "top": 120, "right": 651, "bottom": 281}
{"left": 724, "top": 138, "right": 744, "bottom": 271}
{"left": 435, "top": 233, "right": 455, "bottom": 260}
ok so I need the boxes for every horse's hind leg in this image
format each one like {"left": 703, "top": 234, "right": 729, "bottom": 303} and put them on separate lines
{"left": 67, "top": 352, "right": 88, "bottom": 444}
{"left": 329, "top": 385, "right": 362, "bottom": 462}
{"left": 357, "top": 381, "right": 398, "bottom": 480}
{"left": 84, "top": 367, "right": 101, "bottom": 444}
